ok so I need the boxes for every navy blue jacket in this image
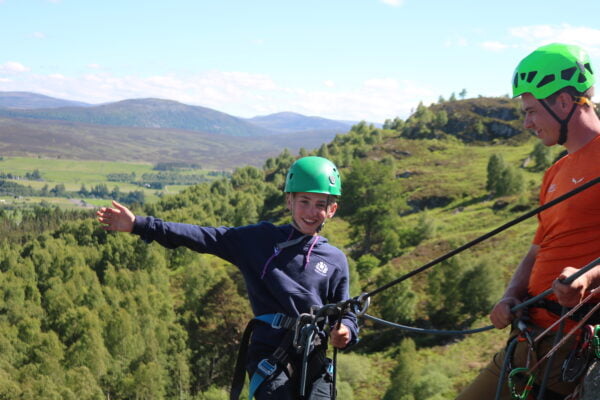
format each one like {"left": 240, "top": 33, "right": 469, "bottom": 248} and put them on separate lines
{"left": 132, "top": 217, "right": 359, "bottom": 351}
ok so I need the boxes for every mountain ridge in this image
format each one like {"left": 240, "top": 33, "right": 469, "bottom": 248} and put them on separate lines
{"left": 0, "top": 91, "right": 357, "bottom": 137}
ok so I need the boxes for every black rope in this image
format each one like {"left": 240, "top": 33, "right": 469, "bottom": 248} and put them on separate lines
{"left": 363, "top": 176, "right": 600, "bottom": 299}
{"left": 357, "top": 255, "right": 600, "bottom": 337}
{"left": 362, "top": 313, "right": 493, "bottom": 335}
{"left": 494, "top": 336, "right": 519, "bottom": 400}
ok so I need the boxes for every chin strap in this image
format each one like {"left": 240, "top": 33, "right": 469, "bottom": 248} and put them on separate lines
{"left": 538, "top": 94, "right": 594, "bottom": 145}
{"left": 538, "top": 99, "right": 578, "bottom": 145}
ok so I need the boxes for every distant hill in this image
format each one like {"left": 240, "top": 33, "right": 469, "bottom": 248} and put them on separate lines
{"left": 0, "top": 98, "right": 273, "bottom": 137}
{"left": 0, "top": 91, "right": 91, "bottom": 109}
{"left": 0, "top": 93, "right": 360, "bottom": 138}
{"left": 247, "top": 111, "right": 353, "bottom": 133}
{"left": 0, "top": 94, "right": 533, "bottom": 169}
{"left": 400, "top": 97, "right": 529, "bottom": 144}
{"left": 0, "top": 115, "right": 340, "bottom": 169}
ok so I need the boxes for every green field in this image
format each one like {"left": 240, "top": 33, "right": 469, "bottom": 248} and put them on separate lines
{"left": 0, "top": 156, "right": 220, "bottom": 206}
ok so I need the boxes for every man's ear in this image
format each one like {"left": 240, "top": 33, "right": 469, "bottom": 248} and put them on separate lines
{"left": 558, "top": 92, "right": 573, "bottom": 110}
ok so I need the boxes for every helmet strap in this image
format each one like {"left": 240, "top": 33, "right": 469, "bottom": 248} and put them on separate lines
{"left": 539, "top": 99, "right": 578, "bottom": 145}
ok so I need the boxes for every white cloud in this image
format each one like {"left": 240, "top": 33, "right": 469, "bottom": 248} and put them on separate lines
{"left": 444, "top": 36, "right": 468, "bottom": 48}
{"left": 363, "top": 78, "right": 399, "bottom": 90}
{"left": 481, "top": 41, "right": 510, "bottom": 52}
{"left": 380, "top": 0, "right": 404, "bottom": 6}
{"left": 87, "top": 63, "right": 102, "bottom": 69}
{"left": 0, "top": 69, "right": 434, "bottom": 122}
{"left": 508, "top": 24, "right": 600, "bottom": 56}
{"left": 0, "top": 62, "right": 30, "bottom": 73}
{"left": 30, "top": 32, "right": 46, "bottom": 39}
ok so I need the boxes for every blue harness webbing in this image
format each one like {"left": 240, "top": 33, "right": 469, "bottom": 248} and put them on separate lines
{"left": 230, "top": 313, "right": 296, "bottom": 400}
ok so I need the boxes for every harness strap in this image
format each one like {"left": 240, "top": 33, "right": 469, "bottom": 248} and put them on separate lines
{"left": 248, "top": 332, "right": 294, "bottom": 400}
{"left": 535, "top": 299, "right": 600, "bottom": 325}
{"left": 230, "top": 313, "right": 296, "bottom": 400}
{"left": 231, "top": 319, "right": 260, "bottom": 400}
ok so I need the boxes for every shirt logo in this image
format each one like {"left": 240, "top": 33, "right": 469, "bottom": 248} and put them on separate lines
{"left": 572, "top": 177, "right": 584, "bottom": 184}
{"left": 548, "top": 183, "right": 557, "bottom": 193}
{"left": 315, "top": 261, "right": 328, "bottom": 276}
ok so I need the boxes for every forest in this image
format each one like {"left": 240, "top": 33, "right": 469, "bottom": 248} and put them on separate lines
{"left": 0, "top": 96, "right": 564, "bottom": 399}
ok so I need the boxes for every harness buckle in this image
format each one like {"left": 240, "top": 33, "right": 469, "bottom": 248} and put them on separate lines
{"left": 256, "top": 358, "right": 277, "bottom": 378}
{"left": 271, "top": 313, "right": 284, "bottom": 329}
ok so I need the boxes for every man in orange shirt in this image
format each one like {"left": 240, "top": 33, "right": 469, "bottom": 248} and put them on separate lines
{"left": 457, "top": 43, "right": 600, "bottom": 399}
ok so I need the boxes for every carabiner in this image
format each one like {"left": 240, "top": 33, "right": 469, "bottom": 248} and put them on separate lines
{"left": 352, "top": 293, "right": 371, "bottom": 316}
{"left": 508, "top": 367, "right": 535, "bottom": 400}
{"left": 593, "top": 325, "right": 600, "bottom": 358}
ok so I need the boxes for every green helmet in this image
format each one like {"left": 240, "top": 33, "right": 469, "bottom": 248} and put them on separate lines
{"left": 512, "top": 43, "right": 595, "bottom": 99}
{"left": 284, "top": 156, "right": 341, "bottom": 196}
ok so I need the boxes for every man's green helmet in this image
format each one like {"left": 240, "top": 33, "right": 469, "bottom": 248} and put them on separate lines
{"left": 512, "top": 43, "right": 595, "bottom": 99}
{"left": 284, "top": 156, "right": 341, "bottom": 196}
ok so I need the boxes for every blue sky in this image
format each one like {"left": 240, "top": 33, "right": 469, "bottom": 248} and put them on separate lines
{"left": 1, "top": 0, "right": 600, "bottom": 123}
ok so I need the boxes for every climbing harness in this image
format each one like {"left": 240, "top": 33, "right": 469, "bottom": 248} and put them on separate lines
{"left": 502, "top": 301, "right": 600, "bottom": 400}
{"left": 230, "top": 313, "right": 297, "bottom": 400}
{"left": 230, "top": 302, "right": 350, "bottom": 400}
{"left": 561, "top": 324, "right": 593, "bottom": 383}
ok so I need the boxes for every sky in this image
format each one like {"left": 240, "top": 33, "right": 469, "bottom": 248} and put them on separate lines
{"left": 1, "top": 0, "right": 600, "bottom": 123}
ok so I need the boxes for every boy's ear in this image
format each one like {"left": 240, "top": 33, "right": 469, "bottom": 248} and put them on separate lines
{"left": 327, "top": 202, "right": 338, "bottom": 218}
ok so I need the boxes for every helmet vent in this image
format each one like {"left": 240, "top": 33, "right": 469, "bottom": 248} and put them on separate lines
{"left": 526, "top": 71, "right": 537, "bottom": 83}
{"left": 536, "top": 74, "right": 555, "bottom": 88}
{"left": 513, "top": 74, "right": 519, "bottom": 88}
{"left": 585, "top": 63, "right": 593, "bottom": 74}
{"left": 577, "top": 72, "right": 587, "bottom": 83}
{"left": 561, "top": 67, "right": 576, "bottom": 81}
{"left": 520, "top": 72, "right": 526, "bottom": 80}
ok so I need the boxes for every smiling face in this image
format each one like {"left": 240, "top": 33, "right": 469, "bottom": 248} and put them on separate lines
{"left": 521, "top": 92, "right": 562, "bottom": 147}
{"left": 286, "top": 192, "right": 337, "bottom": 235}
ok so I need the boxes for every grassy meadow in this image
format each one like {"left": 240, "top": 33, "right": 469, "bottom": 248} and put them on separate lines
{"left": 0, "top": 155, "right": 220, "bottom": 207}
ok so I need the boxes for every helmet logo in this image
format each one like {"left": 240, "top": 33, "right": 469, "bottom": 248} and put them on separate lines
{"left": 329, "top": 175, "right": 336, "bottom": 185}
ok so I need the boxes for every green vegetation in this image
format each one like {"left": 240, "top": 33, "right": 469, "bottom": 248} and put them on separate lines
{"left": 0, "top": 157, "right": 228, "bottom": 207}
{"left": 0, "top": 97, "right": 557, "bottom": 399}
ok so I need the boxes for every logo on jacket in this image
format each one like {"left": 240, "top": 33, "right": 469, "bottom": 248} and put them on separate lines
{"left": 315, "top": 261, "right": 328, "bottom": 276}
{"left": 572, "top": 177, "right": 584, "bottom": 184}
{"left": 548, "top": 183, "right": 557, "bottom": 193}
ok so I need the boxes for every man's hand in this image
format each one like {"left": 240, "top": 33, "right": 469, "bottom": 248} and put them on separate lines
{"left": 97, "top": 200, "right": 135, "bottom": 233}
{"left": 330, "top": 323, "right": 351, "bottom": 349}
{"left": 490, "top": 297, "right": 521, "bottom": 329}
{"left": 553, "top": 266, "right": 589, "bottom": 308}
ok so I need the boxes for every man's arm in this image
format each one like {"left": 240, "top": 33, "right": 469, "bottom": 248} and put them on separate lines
{"left": 490, "top": 244, "right": 539, "bottom": 329}
{"left": 553, "top": 265, "right": 600, "bottom": 307}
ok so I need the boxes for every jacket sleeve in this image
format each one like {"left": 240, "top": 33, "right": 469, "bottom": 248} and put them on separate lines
{"left": 131, "top": 215, "right": 240, "bottom": 265}
{"left": 331, "top": 259, "right": 359, "bottom": 349}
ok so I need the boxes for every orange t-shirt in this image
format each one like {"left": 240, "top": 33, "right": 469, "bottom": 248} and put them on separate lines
{"left": 529, "top": 134, "right": 600, "bottom": 330}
